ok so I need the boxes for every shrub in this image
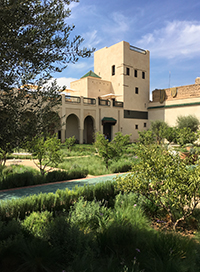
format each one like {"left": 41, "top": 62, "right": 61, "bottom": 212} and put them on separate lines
{"left": 116, "top": 144, "right": 200, "bottom": 230}
{"left": 109, "top": 159, "right": 132, "bottom": 173}
{"left": 138, "top": 129, "right": 155, "bottom": 145}
{"left": 22, "top": 211, "right": 53, "bottom": 238}
{"left": 46, "top": 216, "right": 94, "bottom": 266}
{"left": 45, "top": 170, "right": 69, "bottom": 183}
{"left": 176, "top": 127, "right": 197, "bottom": 146}
{"left": 176, "top": 115, "right": 200, "bottom": 132}
{"left": 0, "top": 171, "right": 45, "bottom": 190}
{"left": 69, "top": 197, "right": 111, "bottom": 233}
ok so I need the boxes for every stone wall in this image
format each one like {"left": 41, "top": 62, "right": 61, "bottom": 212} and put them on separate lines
{"left": 152, "top": 80, "right": 200, "bottom": 103}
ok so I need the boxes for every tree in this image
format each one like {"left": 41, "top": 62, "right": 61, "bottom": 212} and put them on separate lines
{"left": 0, "top": 0, "right": 94, "bottom": 161}
{"left": 0, "top": 0, "right": 94, "bottom": 91}
{"left": 138, "top": 129, "right": 155, "bottom": 145}
{"left": 164, "top": 126, "right": 178, "bottom": 144}
{"left": 150, "top": 120, "right": 169, "bottom": 144}
{"left": 0, "top": 80, "right": 63, "bottom": 164}
{"left": 65, "top": 136, "right": 76, "bottom": 150}
{"left": 116, "top": 144, "right": 200, "bottom": 230}
{"left": 176, "top": 115, "right": 200, "bottom": 132}
{"left": 94, "top": 132, "right": 130, "bottom": 168}
{"left": 26, "top": 134, "right": 63, "bottom": 176}
{"left": 176, "top": 127, "right": 197, "bottom": 146}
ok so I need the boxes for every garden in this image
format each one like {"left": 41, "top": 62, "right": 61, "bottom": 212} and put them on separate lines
{"left": 1, "top": 116, "right": 200, "bottom": 271}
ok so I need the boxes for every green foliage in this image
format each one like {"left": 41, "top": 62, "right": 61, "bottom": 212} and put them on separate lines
{"left": 116, "top": 144, "right": 200, "bottom": 229}
{"left": 0, "top": 190, "right": 200, "bottom": 271}
{"left": 70, "top": 197, "right": 111, "bottom": 233}
{"left": 176, "top": 127, "right": 198, "bottom": 146}
{"left": 94, "top": 132, "right": 131, "bottom": 168}
{"left": 109, "top": 159, "right": 133, "bottom": 173}
{"left": 0, "top": 0, "right": 94, "bottom": 92}
{"left": 22, "top": 211, "right": 53, "bottom": 238}
{"left": 65, "top": 136, "right": 76, "bottom": 150}
{"left": 164, "top": 126, "right": 178, "bottom": 144}
{"left": 0, "top": 180, "right": 118, "bottom": 221}
{"left": 138, "top": 129, "right": 155, "bottom": 145}
{"left": 27, "top": 134, "right": 63, "bottom": 175}
{"left": 0, "top": 0, "right": 94, "bottom": 166}
{"left": 150, "top": 120, "right": 169, "bottom": 144}
{"left": 176, "top": 115, "right": 200, "bottom": 132}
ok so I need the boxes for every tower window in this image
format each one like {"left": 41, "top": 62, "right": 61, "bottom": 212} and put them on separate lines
{"left": 126, "top": 67, "right": 130, "bottom": 75}
{"left": 144, "top": 122, "right": 146, "bottom": 127}
{"left": 142, "top": 71, "right": 145, "bottom": 79}
{"left": 135, "top": 124, "right": 138, "bottom": 129}
{"left": 135, "top": 87, "right": 139, "bottom": 94}
{"left": 134, "top": 69, "right": 137, "bottom": 77}
{"left": 112, "top": 65, "right": 115, "bottom": 76}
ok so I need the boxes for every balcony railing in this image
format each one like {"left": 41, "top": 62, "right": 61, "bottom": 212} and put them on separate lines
{"left": 98, "top": 98, "right": 111, "bottom": 106}
{"left": 65, "top": 95, "right": 81, "bottom": 103}
{"left": 83, "top": 97, "right": 96, "bottom": 105}
{"left": 113, "top": 100, "right": 123, "bottom": 107}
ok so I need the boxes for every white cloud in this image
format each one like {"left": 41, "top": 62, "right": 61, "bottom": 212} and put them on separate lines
{"left": 137, "top": 20, "right": 200, "bottom": 59}
{"left": 82, "top": 30, "right": 102, "bottom": 49}
{"left": 48, "top": 77, "right": 78, "bottom": 89}
{"left": 103, "top": 11, "right": 130, "bottom": 35}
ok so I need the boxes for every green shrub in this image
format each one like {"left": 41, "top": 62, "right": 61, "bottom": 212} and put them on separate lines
{"left": 69, "top": 197, "right": 111, "bottom": 233}
{"left": 45, "top": 170, "right": 69, "bottom": 183}
{"left": 116, "top": 144, "right": 200, "bottom": 230}
{"left": 22, "top": 211, "right": 53, "bottom": 238}
{"left": 0, "top": 180, "right": 118, "bottom": 221}
{"left": 46, "top": 216, "right": 94, "bottom": 266}
{"left": 109, "top": 159, "right": 132, "bottom": 173}
{"left": 0, "top": 171, "right": 45, "bottom": 190}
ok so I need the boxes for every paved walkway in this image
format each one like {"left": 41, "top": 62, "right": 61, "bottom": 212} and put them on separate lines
{"left": 0, "top": 173, "right": 125, "bottom": 202}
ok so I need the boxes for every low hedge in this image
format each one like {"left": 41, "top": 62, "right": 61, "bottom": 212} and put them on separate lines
{"left": 0, "top": 168, "right": 89, "bottom": 190}
{"left": 0, "top": 179, "right": 118, "bottom": 221}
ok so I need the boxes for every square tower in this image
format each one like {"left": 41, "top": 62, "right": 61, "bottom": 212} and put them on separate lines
{"left": 94, "top": 41, "right": 150, "bottom": 111}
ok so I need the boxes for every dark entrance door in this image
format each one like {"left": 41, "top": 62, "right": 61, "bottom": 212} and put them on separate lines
{"left": 103, "top": 123, "right": 112, "bottom": 141}
{"left": 84, "top": 116, "right": 94, "bottom": 144}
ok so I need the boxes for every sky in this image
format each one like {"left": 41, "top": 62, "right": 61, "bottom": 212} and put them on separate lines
{"left": 52, "top": 0, "right": 200, "bottom": 98}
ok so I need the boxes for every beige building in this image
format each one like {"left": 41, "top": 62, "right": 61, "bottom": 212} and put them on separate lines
{"left": 148, "top": 77, "right": 200, "bottom": 126}
{"left": 59, "top": 41, "right": 150, "bottom": 143}
{"left": 58, "top": 40, "right": 200, "bottom": 143}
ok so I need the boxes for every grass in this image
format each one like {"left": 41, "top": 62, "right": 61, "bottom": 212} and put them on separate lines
{"left": 58, "top": 155, "right": 138, "bottom": 176}
{"left": 1, "top": 192, "right": 200, "bottom": 272}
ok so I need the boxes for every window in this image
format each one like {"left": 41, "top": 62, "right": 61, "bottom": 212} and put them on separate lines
{"left": 142, "top": 71, "right": 145, "bottom": 79}
{"left": 126, "top": 67, "right": 130, "bottom": 76}
{"left": 112, "top": 65, "right": 115, "bottom": 76}
{"left": 135, "top": 124, "right": 138, "bottom": 129}
{"left": 144, "top": 122, "right": 146, "bottom": 127}
{"left": 135, "top": 87, "right": 139, "bottom": 94}
{"left": 134, "top": 69, "right": 137, "bottom": 77}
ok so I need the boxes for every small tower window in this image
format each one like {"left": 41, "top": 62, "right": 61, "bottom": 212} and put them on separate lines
{"left": 134, "top": 69, "right": 137, "bottom": 77}
{"left": 112, "top": 65, "right": 115, "bottom": 76}
{"left": 142, "top": 71, "right": 145, "bottom": 79}
{"left": 126, "top": 67, "right": 130, "bottom": 76}
{"left": 135, "top": 87, "right": 139, "bottom": 94}
{"left": 135, "top": 124, "right": 138, "bottom": 129}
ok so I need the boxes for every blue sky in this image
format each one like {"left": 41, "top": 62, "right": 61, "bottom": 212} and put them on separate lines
{"left": 52, "top": 0, "right": 200, "bottom": 98}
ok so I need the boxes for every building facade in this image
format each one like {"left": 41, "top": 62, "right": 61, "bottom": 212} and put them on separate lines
{"left": 148, "top": 77, "right": 200, "bottom": 127}
{"left": 58, "top": 40, "right": 200, "bottom": 143}
{"left": 59, "top": 41, "right": 150, "bottom": 143}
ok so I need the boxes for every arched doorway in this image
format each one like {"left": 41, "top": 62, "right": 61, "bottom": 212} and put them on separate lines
{"left": 84, "top": 116, "right": 95, "bottom": 144}
{"left": 66, "top": 114, "right": 79, "bottom": 143}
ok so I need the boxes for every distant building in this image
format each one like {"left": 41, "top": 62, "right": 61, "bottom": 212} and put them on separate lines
{"left": 58, "top": 40, "right": 200, "bottom": 143}
{"left": 59, "top": 41, "right": 150, "bottom": 143}
{"left": 148, "top": 77, "right": 200, "bottom": 127}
